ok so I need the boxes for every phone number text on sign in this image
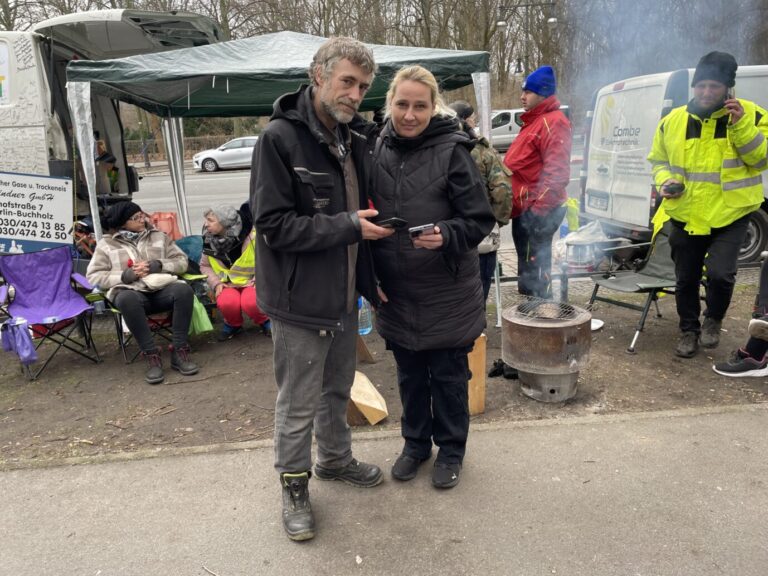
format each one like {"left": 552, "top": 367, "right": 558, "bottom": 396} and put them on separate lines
{"left": 0, "top": 172, "right": 73, "bottom": 253}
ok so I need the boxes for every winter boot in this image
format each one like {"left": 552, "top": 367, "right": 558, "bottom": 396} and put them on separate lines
{"left": 675, "top": 331, "right": 699, "bottom": 358}
{"left": 142, "top": 348, "right": 164, "bottom": 385}
{"left": 700, "top": 317, "right": 722, "bottom": 349}
{"left": 169, "top": 344, "right": 199, "bottom": 376}
{"left": 281, "top": 472, "right": 315, "bottom": 541}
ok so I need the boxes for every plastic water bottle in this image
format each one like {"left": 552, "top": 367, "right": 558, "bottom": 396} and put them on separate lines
{"left": 358, "top": 297, "right": 373, "bottom": 335}
{"left": 91, "top": 287, "right": 106, "bottom": 315}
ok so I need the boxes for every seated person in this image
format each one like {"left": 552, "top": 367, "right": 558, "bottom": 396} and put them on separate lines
{"left": 713, "top": 258, "right": 768, "bottom": 377}
{"left": 86, "top": 201, "right": 199, "bottom": 384}
{"left": 200, "top": 205, "right": 270, "bottom": 341}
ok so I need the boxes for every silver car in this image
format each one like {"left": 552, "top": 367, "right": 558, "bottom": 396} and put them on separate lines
{"left": 192, "top": 136, "right": 258, "bottom": 172}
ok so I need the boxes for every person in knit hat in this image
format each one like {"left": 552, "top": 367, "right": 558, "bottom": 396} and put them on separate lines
{"left": 448, "top": 100, "right": 512, "bottom": 303}
{"left": 86, "top": 201, "right": 199, "bottom": 384}
{"left": 503, "top": 65, "right": 572, "bottom": 300}
{"left": 648, "top": 51, "right": 768, "bottom": 362}
{"left": 200, "top": 204, "right": 271, "bottom": 341}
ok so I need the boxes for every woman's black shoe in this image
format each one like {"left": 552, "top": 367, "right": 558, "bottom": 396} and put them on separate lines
{"left": 432, "top": 461, "right": 461, "bottom": 489}
{"left": 391, "top": 454, "right": 428, "bottom": 481}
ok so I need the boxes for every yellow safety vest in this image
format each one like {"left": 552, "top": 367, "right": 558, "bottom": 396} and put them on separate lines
{"left": 207, "top": 229, "right": 256, "bottom": 286}
{"left": 648, "top": 99, "right": 768, "bottom": 235}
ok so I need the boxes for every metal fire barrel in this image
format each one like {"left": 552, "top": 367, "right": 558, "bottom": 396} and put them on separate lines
{"left": 501, "top": 300, "right": 592, "bottom": 402}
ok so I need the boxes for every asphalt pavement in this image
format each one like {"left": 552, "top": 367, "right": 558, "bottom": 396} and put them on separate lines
{"left": 4, "top": 404, "right": 768, "bottom": 575}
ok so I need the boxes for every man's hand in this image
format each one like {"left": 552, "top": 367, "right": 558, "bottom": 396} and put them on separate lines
{"left": 357, "top": 209, "right": 395, "bottom": 240}
{"left": 725, "top": 97, "right": 744, "bottom": 124}
{"left": 377, "top": 285, "right": 388, "bottom": 304}
{"left": 660, "top": 179, "right": 684, "bottom": 199}
{"left": 214, "top": 284, "right": 225, "bottom": 297}
{"left": 412, "top": 225, "right": 444, "bottom": 250}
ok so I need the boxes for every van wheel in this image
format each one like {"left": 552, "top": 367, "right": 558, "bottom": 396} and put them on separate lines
{"left": 201, "top": 158, "right": 218, "bottom": 172}
{"left": 739, "top": 209, "right": 768, "bottom": 263}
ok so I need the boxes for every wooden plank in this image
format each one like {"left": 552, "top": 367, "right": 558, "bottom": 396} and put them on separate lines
{"left": 356, "top": 334, "right": 376, "bottom": 364}
{"left": 468, "top": 333, "right": 487, "bottom": 415}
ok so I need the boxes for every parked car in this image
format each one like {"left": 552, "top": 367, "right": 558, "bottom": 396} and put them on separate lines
{"left": 193, "top": 136, "right": 258, "bottom": 172}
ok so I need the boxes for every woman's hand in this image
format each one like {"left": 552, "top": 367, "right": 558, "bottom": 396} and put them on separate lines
{"left": 131, "top": 261, "right": 151, "bottom": 278}
{"left": 214, "top": 284, "right": 225, "bottom": 297}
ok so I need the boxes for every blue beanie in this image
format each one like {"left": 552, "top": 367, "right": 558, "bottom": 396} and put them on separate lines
{"left": 523, "top": 66, "right": 556, "bottom": 97}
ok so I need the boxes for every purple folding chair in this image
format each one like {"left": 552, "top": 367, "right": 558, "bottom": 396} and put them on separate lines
{"left": 0, "top": 246, "right": 101, "bottom": 379}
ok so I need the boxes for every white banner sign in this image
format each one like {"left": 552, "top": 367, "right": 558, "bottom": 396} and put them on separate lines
{"left": 0, "top": 172, "right": 73, "bottom": 253}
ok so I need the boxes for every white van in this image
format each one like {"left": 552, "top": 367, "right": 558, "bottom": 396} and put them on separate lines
{"left": 0, "top": 10, "right": 221, "bottom": 254}
{"left": 490, "top": 109, "right": 523, "bottom": 152}
{"left": 580, "top": 65, "right": 768, "bottom": 262}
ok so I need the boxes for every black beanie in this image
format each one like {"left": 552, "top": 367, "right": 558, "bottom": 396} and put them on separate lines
{"left": 449, "top": 100, "right": 475, "bottom": 121}
{"left": 105, "top": 201, "right": 142, "bottom": 229}
{"left": 691, "top": 51, "right": 737, "bottom": 88}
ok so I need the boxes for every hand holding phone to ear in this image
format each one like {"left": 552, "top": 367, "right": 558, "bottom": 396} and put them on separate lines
{"left": 725, "top": 89, "right": 744, "bottom": 124}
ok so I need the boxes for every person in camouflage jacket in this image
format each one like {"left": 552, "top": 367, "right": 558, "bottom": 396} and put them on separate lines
{"left": 449, "top": 100, "right": 513, "bottom": 301}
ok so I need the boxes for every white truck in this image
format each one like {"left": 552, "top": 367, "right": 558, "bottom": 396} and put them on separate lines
{"left": 0, "top": 9, "right": 221, "bottom": 254}
{"left": 580, "top": 65, "right": 768, "bottom": 262}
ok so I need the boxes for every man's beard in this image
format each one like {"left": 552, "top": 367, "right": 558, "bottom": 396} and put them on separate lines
{"left": 321, "top": 98, "right": 357, "bottom": 124}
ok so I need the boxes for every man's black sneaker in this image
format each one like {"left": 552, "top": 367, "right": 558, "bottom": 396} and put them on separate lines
{"left": 675, "top": 331, "right": 699, "bottom": 358}
{"left": 391, "top": 454, "right": 429, "bottom": 481}
{"left": 700, "top": 317, "right": 722, "bottom": 348}
{"left": 432, "top": 461, "right": 461, "bottom": 489}
{"left": 314, "top": 458, "right": 383, "bottom": 487}
{"left": 713, "top": 353, "right": 768, "bottom": 378}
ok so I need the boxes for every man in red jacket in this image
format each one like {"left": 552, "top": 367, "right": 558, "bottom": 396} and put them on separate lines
{"left": 504, "top": 65, "right": 572, "bottom": 298}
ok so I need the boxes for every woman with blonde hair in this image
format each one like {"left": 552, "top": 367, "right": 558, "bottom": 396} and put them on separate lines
{"left": 369, "top": 65, "right": 494, "bottom": 488}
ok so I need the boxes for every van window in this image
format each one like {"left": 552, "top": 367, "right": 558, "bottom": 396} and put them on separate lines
{"left": 492, "top": 112, "right": 511, "bottom": 129}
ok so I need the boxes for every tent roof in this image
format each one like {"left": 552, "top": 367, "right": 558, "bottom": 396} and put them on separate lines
{"left": 66, "top": 30, "right": 489, "bottom": 117}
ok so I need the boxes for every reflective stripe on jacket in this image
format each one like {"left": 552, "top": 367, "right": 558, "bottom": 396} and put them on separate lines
{"left": 648, "top": 99, "right": 768, "bottom": 235}
{"left": 206, "top": 230, "right": 256, "bottom": 287}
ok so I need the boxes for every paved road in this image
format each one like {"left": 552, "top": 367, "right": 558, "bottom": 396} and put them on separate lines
{"left": 4, "top": 405, "right": 768, "bottom": 575}
{"left": 134, "top": 169, "right": 251, "bottom": 234}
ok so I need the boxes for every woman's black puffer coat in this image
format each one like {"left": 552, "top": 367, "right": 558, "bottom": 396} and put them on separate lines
{"left": 370, "top": 115, "right": 495, "bottom": 351}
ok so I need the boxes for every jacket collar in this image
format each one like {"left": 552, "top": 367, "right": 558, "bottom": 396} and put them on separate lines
{"left": 520, "top": 95, "right": 562, "bottom": 124}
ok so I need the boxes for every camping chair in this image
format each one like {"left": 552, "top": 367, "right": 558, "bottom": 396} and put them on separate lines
{"left": 588, "top": 221, "right": 677, "bottom": 354}
{"left": 0, "top": 246, "right": 101, "bottom": 379}
{"left": 106, "top": 233, "right": 210, "bottom": 363}
{"left": 109, "top": 277, "right": 211, "bottom": 363}
{"left": 106, "top": 297, "right": 174, "bottom": 364}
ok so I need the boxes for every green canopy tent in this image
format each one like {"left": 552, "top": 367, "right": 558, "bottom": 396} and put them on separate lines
{"left": 65, "top": 31, "right": 491, "bottom": 236}
{"left": 67, "top": 30, "right": 489, "bottom": 117}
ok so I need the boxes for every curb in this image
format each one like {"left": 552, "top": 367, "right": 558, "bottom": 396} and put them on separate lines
{"left": 3, "top": 402, "right": 766, "bottom": 473}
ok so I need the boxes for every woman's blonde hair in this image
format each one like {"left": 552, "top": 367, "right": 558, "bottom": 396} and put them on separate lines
{"left": 384, "top": 65, "right": 456, "bottom": 119}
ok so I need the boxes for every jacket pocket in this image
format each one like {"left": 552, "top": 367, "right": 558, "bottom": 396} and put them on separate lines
{"left": 293, "top": 167, "right": 335, "bottom": 213}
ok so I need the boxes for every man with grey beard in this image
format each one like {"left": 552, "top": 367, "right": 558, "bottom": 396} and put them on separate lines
{"left": 249, "top": 37, "right": 393, "bottom": 541}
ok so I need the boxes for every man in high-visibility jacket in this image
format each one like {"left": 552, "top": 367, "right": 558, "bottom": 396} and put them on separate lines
{"left": 648, "top": 51, "right": 768, "bottom": 358}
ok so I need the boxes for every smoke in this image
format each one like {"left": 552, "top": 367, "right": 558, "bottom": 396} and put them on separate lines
{"left": 557, "top": 0, "right": 767, "bottom": 122}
